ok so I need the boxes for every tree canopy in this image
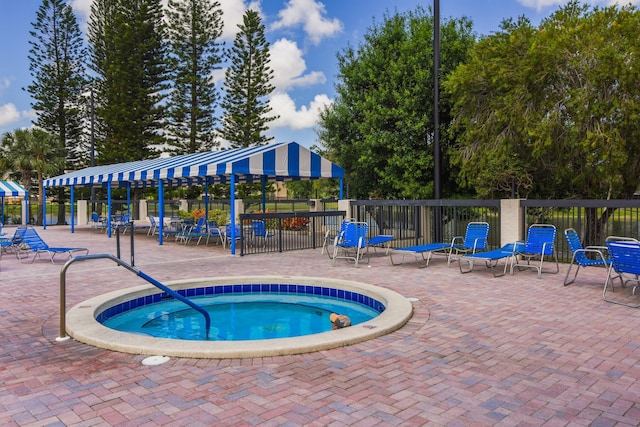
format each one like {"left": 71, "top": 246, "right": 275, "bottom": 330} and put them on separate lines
{"left": 0, "top": 129, "right": 62, "bottom": 224}
{"left": 27, "top": 0, "right": 87, "bottom": 224}
{"left": 27, "top": 0, "right": 86, "bottom": 167}
{"left": 317, "top": 7, "right": 475, "bottom": 199}
{"left": 165, "top": 0, "right": 224, "bottom": 154}
{"left": 444, "top": 1, "right": 640, "bottom": 199}
{"left": 220, "top": 9, "right": 278, "bottom": 148}
{"left": 88, "top": 0, "right": 168, "bottom": 164}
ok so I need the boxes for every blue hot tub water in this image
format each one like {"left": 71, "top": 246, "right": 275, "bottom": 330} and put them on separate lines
{"left": 99, "top": 284, "right": 385, "bottom": 341}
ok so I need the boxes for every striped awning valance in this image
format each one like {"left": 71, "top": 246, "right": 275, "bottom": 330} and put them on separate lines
{"left": 0, "top": 181, "right": 27, "bottom": 197}
{"left": 44, "top": 141, "right": 344, "bottom": 188}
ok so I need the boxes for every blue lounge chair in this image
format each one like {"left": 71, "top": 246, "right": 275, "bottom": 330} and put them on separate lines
{"left": 159, "top": 217, "right": 182, "bottom": 240}
{"left": 563, "top": 228, "right": 610, "bottom": 286}
{"left": 331, "top": 221, "right": 369, "bottom": 267}
{"left": 447, "top": 222, "right": 490, "bottom": 265}
{"left": 511, "top": 224, "right": 559, "bottom": 278}
{"left": 113, "top": 213, "right": 131, "bottom": 234}
{"left": 177, "top": 217, "right": 209, "bottom": 245}
{"left": 603, "top": 239, "right": 640, "bottom": 308}
{"left": 390, "top": 222, "right": 489, "bottom": 268}
{"left": 389, "top": 243, "right": 446, "bottom": 268}
{"left": 367, "top": 234, "right": 394, "bottom": 255}
{"left": 458, "top": 242, "right": 524, "bottom": 277}
{"left": 251, "top": 220, "right": 275, "bottom": 248}
{"left": 13, "top": 226, "right": 89, "bottom": 263}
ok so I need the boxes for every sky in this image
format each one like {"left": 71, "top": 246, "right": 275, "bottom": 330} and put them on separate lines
{"left": 0, "top": 0, "right": 637, "bottom": 151}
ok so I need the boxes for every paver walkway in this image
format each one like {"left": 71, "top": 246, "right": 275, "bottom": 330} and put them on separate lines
{"left": 1, "top": 225, "right": 639, "bottom": 426}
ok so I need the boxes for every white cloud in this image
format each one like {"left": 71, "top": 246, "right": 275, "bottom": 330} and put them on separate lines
{"left": 70, "top": 0, "right": 91, "bottom": 19}
{"left": 271, "top": 0, "right": 342, "bottom": 45}
{"left": 219, "top": 0, "right": 263, "bottom": 40}
{"left": 22, "top": 109, "right": 38, "bottom": 122}
{"left": 269, "top": 38, "right": 326, "bottom": 91}
{"left": 0, "top": 77, "right": 10, "bottom": 91}
{"left": 211, "top": 68, "right": 226, "bottom": 86}
{"left": 70, "top": 0, "right": 92, "bottom": 33}
{"left": 269, "top": 92, "right": 332, "bottom": 130}
{"left": 0, "top": 103, "right": 21, "bottom": 127}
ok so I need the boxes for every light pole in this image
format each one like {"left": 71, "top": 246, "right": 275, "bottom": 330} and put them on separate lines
{"left": 433, "top": 0, "right": 442, "bottom": 242}
{"left": 90, "top": 87, "right": 96, "bottom": 213}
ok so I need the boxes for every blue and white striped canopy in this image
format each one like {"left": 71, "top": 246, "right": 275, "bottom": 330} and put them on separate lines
{"left": 44, "top": 142, "right": 344, "bottom": 189}
{"left": 0, "top": 181, "right": 27, "bottom": 197}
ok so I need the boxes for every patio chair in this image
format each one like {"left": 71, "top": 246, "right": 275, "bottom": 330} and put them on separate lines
{"left": 331, "top": 221, "right": 369, "bottom": 267}
{"left": 446, "top": 222, "right": 490, "bottom": 265}
{"left": 147, "top": 216, "right": 158, "bottom": 236}
{"left": 390, "top": 221, "right": 489, "bottom": 268}
{"left": 0, "top": 235, "right": 11, "bottom": 253}
{"left": 322, "top": 219, "right": 353, "bottom": 256}
{"left": 603, "top": 239, "right": 640, "bottom": 308}
{"left": 458, "top": 242, "right": 524, "bottom": 277}
{"left": 511, "top": 224, "right": 559, "bottom": 278}
{"left": 0, "top": 227, "right": 13, "bottom": 270}
{"left": 159, "top": 217, "right": 182, "bottom": 240}
{"left": 91, "top": 212, "right": 106, "bottom": 232}
{"left": 117, "top": 214, "right": 148, "bottom": 235}
{"left": 13, "top": 226, "right": 89, "bottom": 263}
{"left": 223, "top": 224, "right": 243, "bottom": 250}
{"left": 177, "top": 217, "right": 209, "bottom": 245}
{"left": 251, "top": 220, "right": 275, "bottom": 248}
{"left": 563, "top": 228, "right": 610, "bottom": 286}
{"left": 207, "top": 220, "right": 224, "bottom": 246}
{"left": 123, "top": 217, "right": 151, "bottom": 235}
{"left": 367, "top": 234, "right": 395, "bottom": 256}
{"left": 113, "top": 213, "right": 131, "bottom": 234}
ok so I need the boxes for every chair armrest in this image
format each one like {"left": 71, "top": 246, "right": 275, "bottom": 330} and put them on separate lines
{"left": 472, "top": 237, "right": 488, "bottom": 251}
{"left": 324, "top": 228, "right": 340, "bottom": 239}
{"left": 541, "top": 241, "right": 555, "bottom": 255}
{"left": 577, "top": 247, "right": 608, "bottom": 258}
{"left": 512, "top": 241, "right": 526, "bottom": 253}
{"left": 450, "top": 235, "right": 464, "bottom": 246}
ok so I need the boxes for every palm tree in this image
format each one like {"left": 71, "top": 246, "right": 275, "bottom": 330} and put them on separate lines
{"left": 0, "top": 128, "right": 62, "bottom": 225}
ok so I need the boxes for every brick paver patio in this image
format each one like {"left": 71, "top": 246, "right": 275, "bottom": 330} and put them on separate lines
{"left": 1, "top": 225, "right": 639, "bottom": 426}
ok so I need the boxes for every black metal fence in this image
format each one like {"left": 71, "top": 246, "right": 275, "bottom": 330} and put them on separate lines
{"left": 238, "top": 211, "right": 346, "bottom": 255}
{"left": 521, "top": 199, "right": 640, "bottom": 262}
{"left": 350, "top": 199, "right": 501, "bottom": 250}
{"left": 28, "top": 197, "right": 640, "bottom": 264}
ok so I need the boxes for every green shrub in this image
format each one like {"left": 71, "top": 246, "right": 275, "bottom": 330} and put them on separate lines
{"left": 208, "top": 209, "right": 229, "bottom": 226}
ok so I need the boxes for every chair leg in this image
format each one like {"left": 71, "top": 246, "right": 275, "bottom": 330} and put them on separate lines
{"left": 564, "top": 263, "right": 580, "bottom": 286}
{"left": 603, "top": 271, "right": 640, "bottom": 308}
{"left": 458, "top": 258, "right": 474, "bottom": 274}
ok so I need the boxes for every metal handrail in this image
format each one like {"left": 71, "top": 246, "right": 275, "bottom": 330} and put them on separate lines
{"left": 58, "top": 253, "right": 211, "bottom": 341}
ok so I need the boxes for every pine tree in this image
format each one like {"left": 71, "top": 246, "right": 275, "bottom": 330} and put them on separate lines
{"left": 166, "top": 0, "right": 224, "bottom": 154}
{"left": 220, "top": 9, "right": 278, "bottom": 148}
{"left": 27, "top": 0, "right": 87, "bottom": 225}
{"left": 28, "top": 0, "right": 87, "bottom": 163}
{"left": 88, "top": 0, "right": 168, "bottom": 164}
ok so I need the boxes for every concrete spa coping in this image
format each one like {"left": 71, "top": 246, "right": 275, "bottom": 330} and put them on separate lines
{"left": 64, "top": 275, "right": 414, "bottom": 359}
